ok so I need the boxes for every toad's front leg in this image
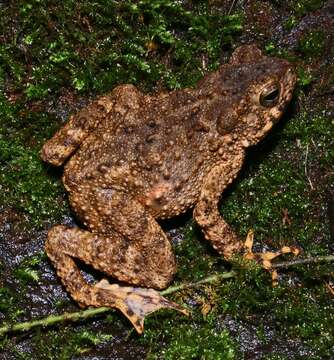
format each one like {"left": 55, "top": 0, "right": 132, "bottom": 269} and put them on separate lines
{"left": 41, "top": 84, "right": 141, "bottom": 166}
{"left": 40, "top": 95, "right": 113, "bottom": 166}
{"left": 194, "top": 158, "right": 299, "bottom": 278}
{"left": 194, "top": 159, "right": 244, "bottom": 258}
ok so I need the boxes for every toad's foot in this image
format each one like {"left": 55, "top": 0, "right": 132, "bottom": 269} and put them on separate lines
{"left": 90, "top": 279, "right": 188, "bottom": 334}
{"left": 243, "top": 230, "right": 300, "bottom": 285}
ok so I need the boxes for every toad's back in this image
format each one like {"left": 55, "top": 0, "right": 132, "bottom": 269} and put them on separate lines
{"left": 62, "top": 87, "right": 225, "bottom": 205}
{"left": 61, "top": 51, "right": 296, "bottom": 218}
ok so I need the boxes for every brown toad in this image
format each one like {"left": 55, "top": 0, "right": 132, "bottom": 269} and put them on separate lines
{"left": 41, "top": 45, "right": 296, "bottom": 333}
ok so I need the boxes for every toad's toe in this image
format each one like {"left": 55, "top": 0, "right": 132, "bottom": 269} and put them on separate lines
{"left": 243, "top": 230, "right": 300, "bottom": 285}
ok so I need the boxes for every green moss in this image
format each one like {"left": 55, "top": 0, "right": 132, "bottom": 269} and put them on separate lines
{"left": 13, "top": 253, "right": 45, "bottom": 284}
{"left": 264, "top": 43, "right": 298, "bottom": 64}
{"left": 224, "top": 160, "right": 311, "bottom": 242}
{"left": 0, "top": 288, "right": 16, "bottom": 314}
{"left": 283, "top": 112, "right": 334, "bottom": 160}
{"left": 298, "top": 30, "right": 326, "bottom": 59}
{"left": 0, "top": 1, "right": 243, "bottom": 97}
{"left": 14, "top": 268, "right": 40, "bottom": 284}
{"left": 142, "top": 259, "right": 333, "bottom": 358}
{"left": 0, "top": 92, "right": 67, "bottom": 226}
{"left": 0, "top": 286, "right": 24, "bottom": 322}
{"left": 0, "top": 137, "right": 67, "bottom": 227}
{"left": 290, "top": 0, "right": 324, "bottom": 17}
{"left": 218, "top": 267, "right": 334, "bottom": 357}
{"left": 222, "top": 110, "right": 333, "bottom": 253}
{"left": 274, "top": 287, "right": 333, "bottom": 357}
{"left": 5, "top": 328, "right": 113, "bottom": 359}
{"left": 296, "top": 66, "right": 315, "bottom": 87}
{"left": 283, "top": 16, "right": 298, "bottom": 31}
{"left": 173, "top": 222, "right": 220, "bottom": 282}
{"left": 146, "top": 325, "right": 236, "bottom": 360}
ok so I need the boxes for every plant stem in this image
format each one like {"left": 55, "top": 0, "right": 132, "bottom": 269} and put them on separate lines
{"left": 161, "top": 271, "right": 236, "bottom": 295}
{"left": 0, "top": 307, "right": 111, "bottom": 337}
{"left": 272, "top": 254, "right": 334, "bottom": 269}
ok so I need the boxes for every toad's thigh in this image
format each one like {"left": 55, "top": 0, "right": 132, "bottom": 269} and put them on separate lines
{"left": 46, "top": 225, "right": 175, "bottom": 289}
{"left": 68, "top": 187, "right": 176, "bottom": 287}
{"left": 71, "top": 187, "right": 160, "bottom": 240}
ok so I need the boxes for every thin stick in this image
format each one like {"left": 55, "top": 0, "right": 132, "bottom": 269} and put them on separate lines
{"left": 0, "top": 307, "right": 111, "bottom": 337}
{"left": 1, "top": 255, "right": 333, "bottom": 337}
{"left": 272, "top": 254, "right": 334, "bottom": 269}
{"left": 228, "top": 0, "right": 238, "bottom": 15}
{"left": 161, "top": 271, "right": 236, "bottom": 296}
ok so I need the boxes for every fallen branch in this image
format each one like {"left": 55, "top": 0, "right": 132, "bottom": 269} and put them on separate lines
{"left": 0, "top": 306, "right": 110, "bottom": 338}
{"left": 161, "top": 270, "right": 236, "bottom": 295}
{"left": 0, "top": 254, "right": 333, "bottom": 337}
{"left": 272, "top": 254, "right": 334, "bottom": 269}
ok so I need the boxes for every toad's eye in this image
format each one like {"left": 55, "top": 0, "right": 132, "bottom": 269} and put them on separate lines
{"left": 260, "top": 83, "right": 280, "bottom": 107}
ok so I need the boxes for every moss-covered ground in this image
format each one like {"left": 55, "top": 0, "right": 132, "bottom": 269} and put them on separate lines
{"left": 0, "top": 0, "right": 333, "bottom": 359}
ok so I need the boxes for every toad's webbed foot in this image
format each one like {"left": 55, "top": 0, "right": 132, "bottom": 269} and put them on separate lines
{"left": 92, "top": 279, "right": 188, "bottom": 333}
{"left": 243, "top": 230, "right": 300, "bottom": 285}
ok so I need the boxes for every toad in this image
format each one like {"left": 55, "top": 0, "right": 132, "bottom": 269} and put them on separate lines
{"left": 41, "top": 45, "right": 296, "bottom": 333}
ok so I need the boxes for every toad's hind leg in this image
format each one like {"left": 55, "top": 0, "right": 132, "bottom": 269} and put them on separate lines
{"left": 45, "top": 191, "right": 184, "bottom": 333}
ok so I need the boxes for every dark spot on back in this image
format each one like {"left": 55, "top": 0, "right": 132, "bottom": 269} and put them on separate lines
{"left": 97, "top": 163, "right": 109, "bottom": 174}
{"left": 146, "top": 134, "right": 157, "bottom": 143}
{"left": 148, "top": 120, "right": 157, "bottom": 128}
{"left": 76, "top": 114, "right": 88, "bottom": 128}
{"left": 123, "top": 126, "right": 133, "bottom": 134}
